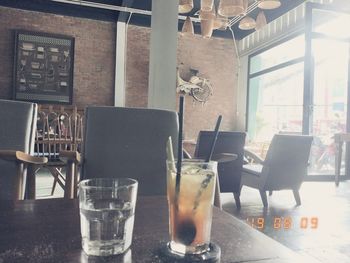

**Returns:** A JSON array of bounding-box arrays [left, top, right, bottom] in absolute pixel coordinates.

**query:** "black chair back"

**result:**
[[263, 134, 313, 190], [0, 99, 37, 200], [81, 106, 179, 196], [195, 131, 246, 193]]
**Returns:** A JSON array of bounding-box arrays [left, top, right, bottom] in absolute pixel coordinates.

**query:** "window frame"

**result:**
[[246, 32, 306, 134], [245, 2, 350, 181]]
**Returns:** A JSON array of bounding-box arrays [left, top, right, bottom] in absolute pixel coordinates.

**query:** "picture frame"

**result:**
[[13, 30, 75, 104]]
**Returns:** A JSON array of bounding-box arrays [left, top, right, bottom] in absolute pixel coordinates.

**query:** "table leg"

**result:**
[[335, 141, 342, 187], [64, 161, 75, 199], [27, 164, 40, 199]]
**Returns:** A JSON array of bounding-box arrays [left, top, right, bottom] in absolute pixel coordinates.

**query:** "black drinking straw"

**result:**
[[192, 115, 223, 212], [205, 115, 222, 162], [175, 96, 185, 204]]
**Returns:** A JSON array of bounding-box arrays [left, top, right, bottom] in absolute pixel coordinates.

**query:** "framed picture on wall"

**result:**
[[13, 30, 75, 104]]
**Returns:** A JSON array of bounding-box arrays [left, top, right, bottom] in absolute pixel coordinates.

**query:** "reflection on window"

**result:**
[[247, 6, 350, 178], [248, 62, 304, 149], [309, 38, 348, 175], [312, 9, 350, 40], [250, 35, 305, 75], [247, 35, 305, 158]]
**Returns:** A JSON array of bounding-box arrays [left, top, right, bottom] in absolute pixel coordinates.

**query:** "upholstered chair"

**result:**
[[0, 99, 47, 200], [241, 134, 313, 207]]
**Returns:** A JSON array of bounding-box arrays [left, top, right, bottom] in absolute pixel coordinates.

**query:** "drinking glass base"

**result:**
[[82, 239, 130, 256], [159, 242, 221, 262]]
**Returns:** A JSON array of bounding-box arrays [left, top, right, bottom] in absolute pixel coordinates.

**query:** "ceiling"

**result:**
[[0, 0, 306, 39]]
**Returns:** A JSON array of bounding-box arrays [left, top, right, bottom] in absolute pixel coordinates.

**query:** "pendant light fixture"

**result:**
[[238, 16, 256, 30], [201, 0, 214, 12], [258, 0, 281, 10], [218, 0, 244, 17], [213, 13, 229, 30], [182, 16, 194, 35], [201, 19, 214, 38], [179, 0, 194, 14], [178, 0, 281, 36], [255, 11, 267, 30], [242, 0, 249, 14], [208, 4, 228, 31], [237, 0, 254, 31], [199, 8, 216, 38]]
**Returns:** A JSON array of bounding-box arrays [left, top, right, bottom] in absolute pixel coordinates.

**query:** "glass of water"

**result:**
[[79, 178, 138, 256]]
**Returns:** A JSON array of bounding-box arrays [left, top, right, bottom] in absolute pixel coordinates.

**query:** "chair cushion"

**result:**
[[242, 164, 263, 177]]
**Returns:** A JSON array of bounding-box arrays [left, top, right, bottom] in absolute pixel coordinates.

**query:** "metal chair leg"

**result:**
[[259, 190, 268, 207], [51, 177, 58, 196], [293, 189, 301, 206], [233, 192, 241, 210]]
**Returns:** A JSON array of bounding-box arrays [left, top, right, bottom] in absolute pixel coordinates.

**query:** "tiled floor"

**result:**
[[36, 169, 64, 198], [221, 181, 350, 263], [36, 171, 350, 262]]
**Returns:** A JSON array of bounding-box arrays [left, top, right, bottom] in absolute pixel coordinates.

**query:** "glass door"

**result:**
[[247, 35, 305, 158], [305, 4, 350, 179]]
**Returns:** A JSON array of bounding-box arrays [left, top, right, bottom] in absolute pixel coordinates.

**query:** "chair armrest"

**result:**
[[244, 149, 265, 165], [0, 150, 48, 165], [211, 153, 237, 163], [60, 150, 81, 164], [183, 148, 192, 159]]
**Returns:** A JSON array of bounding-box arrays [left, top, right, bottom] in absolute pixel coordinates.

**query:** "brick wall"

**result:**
[[0, 6, 239, 150], [0, 6, 116, 107], [125, 25, 150, 108], [126, 25, 239, 149]]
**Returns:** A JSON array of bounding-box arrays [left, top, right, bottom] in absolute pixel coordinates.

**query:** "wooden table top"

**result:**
[[0, 196, 317, 263]]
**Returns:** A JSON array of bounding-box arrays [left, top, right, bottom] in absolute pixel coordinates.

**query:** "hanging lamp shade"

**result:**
[[213, 13, 229, 30], [179, 0, 194, 14], [199, 8, 216, 20], [201, 19, 214, 38], [199, 9, 215, 38], [255, 11, 267, 30], [242, 0, 249, 15], [238, 16, 256, 30], [258, 0, 281, 10], [203, 5, 228, 31], [218, 0, 244, 17], [201, 0, 214, 12], [182, 16, 194, 35]]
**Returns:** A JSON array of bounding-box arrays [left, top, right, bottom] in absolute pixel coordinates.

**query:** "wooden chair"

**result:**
[[0, 99, 47, 200], [35, 105, 83, 195], [61, 106, 179, 199], [241, 134, 313, 207], [194, 131, 246, 209]]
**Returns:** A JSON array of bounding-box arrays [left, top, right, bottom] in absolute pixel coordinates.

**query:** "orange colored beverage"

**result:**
[[167, 159, 217, 255]]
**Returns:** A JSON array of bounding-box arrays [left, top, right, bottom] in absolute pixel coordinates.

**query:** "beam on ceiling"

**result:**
[[118, 0, 134, 22], [228, 1, 260, 27], [50, 0, 201, 22], [49, 0, 267, 29]]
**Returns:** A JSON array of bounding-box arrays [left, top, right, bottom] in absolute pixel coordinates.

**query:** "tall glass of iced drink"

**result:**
[[166, 159, 217, 255]]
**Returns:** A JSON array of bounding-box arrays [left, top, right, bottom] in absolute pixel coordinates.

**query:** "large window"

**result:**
[[249, 35, 305, 74], [247, 35, 305, 156], [306, 6, 350, 177], [246, 3, 350, 180]]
